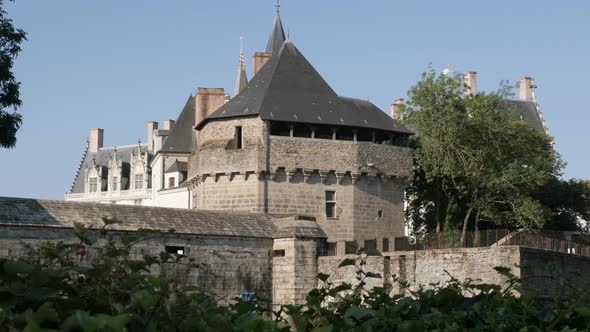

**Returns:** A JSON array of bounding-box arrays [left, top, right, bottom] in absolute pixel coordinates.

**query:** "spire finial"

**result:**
[[275, 0, 280, 14], [238, 33, 245, 71]]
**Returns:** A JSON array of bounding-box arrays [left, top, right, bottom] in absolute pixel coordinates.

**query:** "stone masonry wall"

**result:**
[[519, 247, 590, 299], [272, 238, 321, 308], [0, 226, 274, 307]]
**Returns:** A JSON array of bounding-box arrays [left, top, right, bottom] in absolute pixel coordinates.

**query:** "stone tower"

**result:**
[[188, 14, 413, 256]]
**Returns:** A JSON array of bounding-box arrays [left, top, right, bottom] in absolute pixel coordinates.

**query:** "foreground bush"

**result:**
[[1, 221, 590, 331]]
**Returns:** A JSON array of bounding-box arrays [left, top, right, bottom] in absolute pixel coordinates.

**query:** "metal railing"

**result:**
[[395, 229, 590, 257]]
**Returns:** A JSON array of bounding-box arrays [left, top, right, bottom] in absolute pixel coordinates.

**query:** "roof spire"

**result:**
[[234, 34, 249, 96], [266, 1, 286, 55]]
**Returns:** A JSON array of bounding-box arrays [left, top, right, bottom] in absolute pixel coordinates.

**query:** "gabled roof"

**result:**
[[200, 41, 412, 134], [499, 99, 547, 134], [265, 13, 286, 55], [70, 144, 150, 193], [160, 96, 196, 154], [165, 160, 188, 174]]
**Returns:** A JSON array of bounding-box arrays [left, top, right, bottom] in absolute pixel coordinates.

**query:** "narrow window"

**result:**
[[112, 176, 118, 191], [382, 238, 390, 252], [165, 246, 185, 255], [168, 177, 175, 188], [89, 177, 98, 192], [325, 191, 336, 218], [378, 210, 383, 218], [234, 126, 243, 149], [135, 174, 143, 189]]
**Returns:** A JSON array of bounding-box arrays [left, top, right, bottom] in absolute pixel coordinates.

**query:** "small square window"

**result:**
[[168, 177, 175, 188], [326, 242, 337, 256], [273, 249, 285, 257], [165, 246, 185, 255], [345, 241, 358, 255]]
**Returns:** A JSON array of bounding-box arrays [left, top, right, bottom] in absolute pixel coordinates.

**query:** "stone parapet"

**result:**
[[268, 136, 413, 179]]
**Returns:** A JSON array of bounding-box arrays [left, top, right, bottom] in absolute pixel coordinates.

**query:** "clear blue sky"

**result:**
[[1, 1, 588, 200]]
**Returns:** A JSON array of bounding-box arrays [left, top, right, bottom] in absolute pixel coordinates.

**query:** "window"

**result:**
[[378, 210, 383, 218], [168, 177, 175, 188], [134, 199, 142, 205], [326, 242, 337, 256], [111, 177, 118, 191], [345, 241, 358, 255], [383, 238, 390, 252], [273, 249, 285, 257], [364, 239, 377, 254], [165, 246, 185, 255], [234, 126, 243, 149], [325, 191, 336, 218], [134, 174, 143, 190], [89, 177, 98, 192]]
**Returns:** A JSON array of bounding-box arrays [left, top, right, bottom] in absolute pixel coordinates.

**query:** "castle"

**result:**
[[2, 5, 581, 309]]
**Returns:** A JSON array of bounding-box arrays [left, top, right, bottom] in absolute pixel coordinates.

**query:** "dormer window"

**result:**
[[89, 177, 98, 193], [169, 177, 175, 188], [134, 174, 143, 190]]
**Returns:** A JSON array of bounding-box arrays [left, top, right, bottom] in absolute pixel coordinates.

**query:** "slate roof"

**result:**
[[0, 197, 277, 238], [165, 160, 188, 173], [70, 144, 150, 194], [160, 96, 196, 154], [499, 99, 547, 134], [199, 41, 412, 134], [265, 13, 286, 55]]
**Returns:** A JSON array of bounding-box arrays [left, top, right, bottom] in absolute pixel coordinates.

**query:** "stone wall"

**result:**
[[0, 226, 274, 307], [268, 136, 413, 178], [317, 246, 590, 298], [272, 238, 321, 308], [519, 247, 590, 299]]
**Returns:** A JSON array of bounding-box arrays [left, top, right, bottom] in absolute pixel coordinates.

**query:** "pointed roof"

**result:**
[[199, 41, 412, 134], [233, 40, 248, 96], [265, 12, 286, 55], [160, 96, 196, 154]]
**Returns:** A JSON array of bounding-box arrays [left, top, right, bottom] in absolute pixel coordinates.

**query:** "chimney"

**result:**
[[147, 121, 158, 151], [519, 77, 533, 101], [390, 98, 405, 120], [162, 119, 175, 130], [463, 71, 478, 96], [252, 52, 272, 77], [195, 88, 226, 128], [89, 128, 104, 153]]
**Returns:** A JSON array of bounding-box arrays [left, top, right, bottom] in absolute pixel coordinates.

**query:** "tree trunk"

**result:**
[[474, 209, 481, 247], [460, 207, 473, 247], [435, 177, 441, 234]]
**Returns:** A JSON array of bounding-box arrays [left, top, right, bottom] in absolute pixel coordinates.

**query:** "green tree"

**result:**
[[405, 69, 562, 241], [0, 0, 26, 149]]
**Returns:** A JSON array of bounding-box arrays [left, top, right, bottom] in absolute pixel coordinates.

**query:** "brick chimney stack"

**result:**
[[89, 128, 104, 153], [162, 119, 175, 130], [463, 71, 478, 96], [519, 77, 533, 101], [252, 52, 272, 77], [147, 121, 158, 151], [390, 98, 405, 120], [195, 88, 226, 128]]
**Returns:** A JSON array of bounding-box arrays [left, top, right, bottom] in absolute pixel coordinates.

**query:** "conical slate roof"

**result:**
[[160, 96, 196, 154], [199, 41, 411, 134], [265, 13, 286, 55]]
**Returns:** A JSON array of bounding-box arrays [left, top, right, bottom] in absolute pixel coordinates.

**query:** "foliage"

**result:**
[[404, 68, 576, 238], [2, 222, 590, 331], [0, 0, 26, 149]]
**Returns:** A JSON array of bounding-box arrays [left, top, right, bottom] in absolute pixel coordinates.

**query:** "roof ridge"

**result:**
[[68, 141, 89, 193]]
